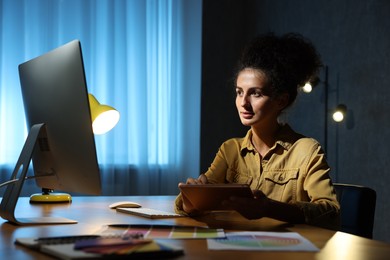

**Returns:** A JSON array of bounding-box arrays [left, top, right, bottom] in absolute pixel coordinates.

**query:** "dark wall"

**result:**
[[200, 0, 257, 174], [201, 0, 390, 242]]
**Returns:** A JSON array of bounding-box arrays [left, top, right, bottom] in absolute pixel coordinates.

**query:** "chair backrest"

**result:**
[[333, 183, 376, 238]]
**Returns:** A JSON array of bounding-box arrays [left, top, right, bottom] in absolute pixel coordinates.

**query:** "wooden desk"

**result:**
[[1, 196, 389, 259]]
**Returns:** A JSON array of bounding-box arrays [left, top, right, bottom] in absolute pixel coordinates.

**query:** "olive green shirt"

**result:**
[[175, 124, 340, 229]]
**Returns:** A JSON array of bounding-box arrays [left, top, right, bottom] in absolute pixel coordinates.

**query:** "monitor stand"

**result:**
[[0, 123, 77, 225]]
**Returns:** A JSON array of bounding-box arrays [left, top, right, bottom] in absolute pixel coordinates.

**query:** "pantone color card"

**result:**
[[207, 231, 319, 251], [102, 224, 226, 239]]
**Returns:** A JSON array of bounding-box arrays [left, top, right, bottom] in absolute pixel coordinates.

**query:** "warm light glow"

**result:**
[[88, 94, 120, 134], [332, 104, 347, 123], [332, 111, 344, 122], [93, 110, 120, 134], [302, 82, 313, 93]]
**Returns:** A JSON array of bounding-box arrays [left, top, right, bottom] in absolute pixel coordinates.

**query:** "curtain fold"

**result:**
[[0, 0, 202, 196]]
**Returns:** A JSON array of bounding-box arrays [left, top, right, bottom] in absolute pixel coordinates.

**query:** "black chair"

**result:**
[[333, 183, 376, 239]]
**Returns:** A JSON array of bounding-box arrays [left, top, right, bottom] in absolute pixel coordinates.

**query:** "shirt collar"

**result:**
[[240, 124, 303, 155]]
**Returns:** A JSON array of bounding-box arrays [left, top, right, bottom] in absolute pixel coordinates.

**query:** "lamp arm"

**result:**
[[0, 174, 54, 189]]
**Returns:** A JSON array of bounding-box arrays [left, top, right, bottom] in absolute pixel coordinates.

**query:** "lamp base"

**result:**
[[30, 190, 72, 203]]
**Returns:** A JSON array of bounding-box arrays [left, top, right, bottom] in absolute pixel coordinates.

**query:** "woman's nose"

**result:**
[[240, 95, 250, 107]]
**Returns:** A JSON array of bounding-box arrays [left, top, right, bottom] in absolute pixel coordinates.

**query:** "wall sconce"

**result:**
[[302, 82, 313, 93], [332, 104, 347, 123], [302, 65, 347, 153], [301, 76, 320, 93]]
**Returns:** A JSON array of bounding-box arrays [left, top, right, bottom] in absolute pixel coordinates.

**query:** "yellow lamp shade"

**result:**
[[88, 94, 120, 134]]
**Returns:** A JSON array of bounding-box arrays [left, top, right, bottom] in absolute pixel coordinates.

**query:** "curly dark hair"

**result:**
[[236, 32, 322, 108]]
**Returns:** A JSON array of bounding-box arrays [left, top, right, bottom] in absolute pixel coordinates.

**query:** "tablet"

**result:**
[[179, 183, 253, 211]]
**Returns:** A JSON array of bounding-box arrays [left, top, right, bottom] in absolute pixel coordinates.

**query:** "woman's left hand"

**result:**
[[223, 190, 270, 219]]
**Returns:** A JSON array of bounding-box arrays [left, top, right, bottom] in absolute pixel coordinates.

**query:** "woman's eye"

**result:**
[[236, 89, 243, 96], [251, 91, 262, 97]]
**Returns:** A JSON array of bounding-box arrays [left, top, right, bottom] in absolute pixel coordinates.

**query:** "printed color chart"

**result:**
[[208, 231, 319, 251]]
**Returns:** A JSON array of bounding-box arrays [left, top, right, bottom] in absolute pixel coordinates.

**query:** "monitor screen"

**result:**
[[18, 40, 101, 195]]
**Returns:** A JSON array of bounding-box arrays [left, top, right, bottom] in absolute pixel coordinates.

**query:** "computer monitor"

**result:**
[[0, 40, 101, 225]]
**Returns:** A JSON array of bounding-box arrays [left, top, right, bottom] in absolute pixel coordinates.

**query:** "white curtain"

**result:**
[[0, 0, 202, 195]]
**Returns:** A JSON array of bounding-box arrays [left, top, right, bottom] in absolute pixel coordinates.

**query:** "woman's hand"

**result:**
[[223, 190, 270, 219], [224, 189, 305, 223], [178, 174, 208, 213], [182, 174, 208, 185]]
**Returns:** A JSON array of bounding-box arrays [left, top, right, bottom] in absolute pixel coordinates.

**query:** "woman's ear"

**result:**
[[277, 93, 290, 110]]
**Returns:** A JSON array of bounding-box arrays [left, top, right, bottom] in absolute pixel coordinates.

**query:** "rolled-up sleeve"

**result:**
[[295, 143, 340, 229]]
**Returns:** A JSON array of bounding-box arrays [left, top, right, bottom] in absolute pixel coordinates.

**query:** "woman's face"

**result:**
[[235, 69, 286, 128]]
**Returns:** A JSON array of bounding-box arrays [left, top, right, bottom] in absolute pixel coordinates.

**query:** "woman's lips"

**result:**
[[240, 111, 254, 119]]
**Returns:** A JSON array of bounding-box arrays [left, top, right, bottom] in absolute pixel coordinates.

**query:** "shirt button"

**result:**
[[278, 176, 284, 181]]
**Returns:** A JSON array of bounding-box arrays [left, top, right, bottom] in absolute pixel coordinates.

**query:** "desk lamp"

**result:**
[[88, 94, 120, 135], [29, 94, 120, 203]]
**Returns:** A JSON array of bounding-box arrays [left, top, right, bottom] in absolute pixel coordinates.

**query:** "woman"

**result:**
[[175, 32, 340, 229]]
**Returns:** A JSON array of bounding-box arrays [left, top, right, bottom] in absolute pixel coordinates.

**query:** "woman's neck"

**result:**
[[251, 122, 281, 157]]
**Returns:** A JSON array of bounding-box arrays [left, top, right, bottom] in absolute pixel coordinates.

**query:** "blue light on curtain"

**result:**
[[0, 0, 202, 195]]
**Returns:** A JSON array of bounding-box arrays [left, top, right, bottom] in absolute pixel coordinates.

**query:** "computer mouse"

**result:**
[[109, 201, 142, 209]]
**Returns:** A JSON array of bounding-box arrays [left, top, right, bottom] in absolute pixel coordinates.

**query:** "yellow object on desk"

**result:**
[[29, 192, 72, 203]]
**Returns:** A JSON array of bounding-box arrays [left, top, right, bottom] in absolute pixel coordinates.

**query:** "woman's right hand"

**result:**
[[178, 174, 208, 213], [184, 174, 208, 185]]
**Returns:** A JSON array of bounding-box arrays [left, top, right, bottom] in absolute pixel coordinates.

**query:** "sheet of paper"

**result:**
[[207, 231, 319, 252]]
